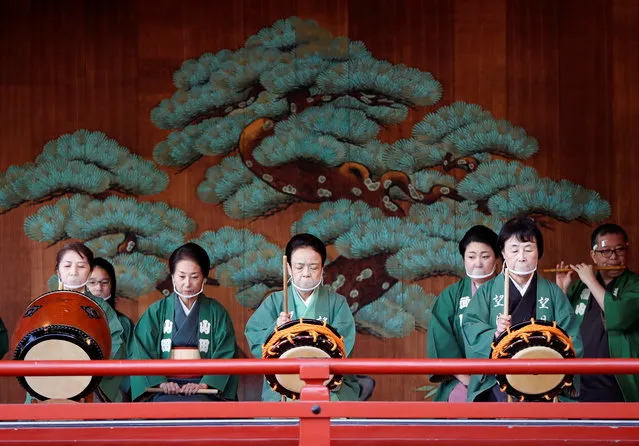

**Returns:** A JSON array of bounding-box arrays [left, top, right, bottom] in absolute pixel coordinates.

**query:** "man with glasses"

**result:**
[[556, 223, 639, 401]]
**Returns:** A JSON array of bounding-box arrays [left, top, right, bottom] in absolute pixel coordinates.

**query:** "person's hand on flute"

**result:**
[[554, 260, 575, 294]]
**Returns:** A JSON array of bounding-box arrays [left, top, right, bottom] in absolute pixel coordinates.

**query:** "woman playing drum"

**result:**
[[462, 217, 583, 402], [245, 233, 360, 401], [129, 243, 239, 402], [19, 243, 126, 402], [427, 225, 499, 402]]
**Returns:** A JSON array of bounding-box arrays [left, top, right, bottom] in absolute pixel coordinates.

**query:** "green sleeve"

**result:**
[[428, 285, 464, 361], [117, 313, 134, 395], [551, 285, 583, 358], [0, 318, 7, 359], [200, 305, 238, 399], [331, 295, 357, 356], [244, 295, 280, 358], [461, 284, 494, 359], [118, 313, 135, 354], [566, 281, 582, 307], [91, 296, 125, 402], [604, 280, 639, 332], [427, 284, 465, 394], [327, 294, 359, 399], [129, 303, 166, 400]]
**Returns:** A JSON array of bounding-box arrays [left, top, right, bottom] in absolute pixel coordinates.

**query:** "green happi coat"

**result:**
[[90, 292, 127, 402], [0, 317, 8, 359], [129, 293, 239, 401], [245, 286, 360, 401], [568, 269, 639, 401], [427, 277, 474, 401], [462, 273, 583, 402], [116, 310, 134, 395]]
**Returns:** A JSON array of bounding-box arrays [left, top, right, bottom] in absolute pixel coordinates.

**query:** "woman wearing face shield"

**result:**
[[427, 225, 499, 402], [26, 243, 126, 403], [245, 233, 360, 401], [129, 243, 239, 402], [461, 217, 583, 402]]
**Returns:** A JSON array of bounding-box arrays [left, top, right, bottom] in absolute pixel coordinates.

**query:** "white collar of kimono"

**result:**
[[510, 272, 534, 296], [294, 287, 316, 307], [178, 295, 196, 316]]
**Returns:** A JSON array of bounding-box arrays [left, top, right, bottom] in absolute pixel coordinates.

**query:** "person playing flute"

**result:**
[[556, 223, 639, 402]]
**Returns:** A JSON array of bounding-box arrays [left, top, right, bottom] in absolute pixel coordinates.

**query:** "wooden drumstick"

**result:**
[[503, 267, 510, 318], [542, 265, 625, 273], [281, 255, 289, 403], [145, 387, 218, 395], [282, 255, 289, 317], [503, 267, 513, 404]]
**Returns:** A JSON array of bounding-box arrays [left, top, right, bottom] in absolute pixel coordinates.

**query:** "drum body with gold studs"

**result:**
[[11, 290, 112, 402], [262, 318, 346, 400], [491, 319, 576, 402]]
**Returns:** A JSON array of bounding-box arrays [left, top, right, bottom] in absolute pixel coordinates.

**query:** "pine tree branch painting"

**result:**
[[1, 17, 611, 339], [142, 16, 611, 337]]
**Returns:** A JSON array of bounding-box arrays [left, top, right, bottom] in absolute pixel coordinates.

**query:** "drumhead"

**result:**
[[275, 346, 334, 393], [23, 339, 91, 400], [506, 346, 565, 395]]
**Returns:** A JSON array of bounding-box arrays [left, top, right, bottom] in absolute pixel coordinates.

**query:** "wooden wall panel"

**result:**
[[0, 0, 637, 404]]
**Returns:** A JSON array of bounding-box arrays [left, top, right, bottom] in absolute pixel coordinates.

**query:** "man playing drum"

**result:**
[[556, 223, 639, 402], [245, 233, 360, 401], [462, 217, 583, 402]]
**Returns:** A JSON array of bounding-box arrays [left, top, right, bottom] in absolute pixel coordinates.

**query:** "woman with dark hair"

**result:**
[[129, 243, 238, 402], [88, 257, 135, 397], [427, 225, 499, 402], [25, 243, 126, 402], [462, 217, 582, 402], [245, 233, 360, 401]]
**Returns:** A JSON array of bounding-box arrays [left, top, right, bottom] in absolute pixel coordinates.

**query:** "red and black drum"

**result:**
[[262, 318, 346, 400], [11, 290, 112, 402], [491, 319, 576, 402]]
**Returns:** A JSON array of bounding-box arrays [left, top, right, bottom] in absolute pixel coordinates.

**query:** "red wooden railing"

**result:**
[[0, 359, 639, 445]]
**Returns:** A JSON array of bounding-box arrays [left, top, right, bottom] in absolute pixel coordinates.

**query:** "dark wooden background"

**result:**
[[0, 0, 637, 403]]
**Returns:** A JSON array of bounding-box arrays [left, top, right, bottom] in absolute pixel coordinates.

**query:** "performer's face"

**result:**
[[502, 236, 538, 272], [591, 232, 628, 279], [57, 251, 91, 288], [288, 246, 323, 289], [88, 267, 112, 299], [172, 259, 205, 295], [464, 242, 497, 280]]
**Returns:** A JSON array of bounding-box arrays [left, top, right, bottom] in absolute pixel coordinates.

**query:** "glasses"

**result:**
[[88, 279, 111, 287], [594, 246, 628, 258]]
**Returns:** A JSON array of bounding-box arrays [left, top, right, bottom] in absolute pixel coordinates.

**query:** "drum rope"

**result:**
[[491, 320, 574, 360], [262, 321, 346, 358]]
